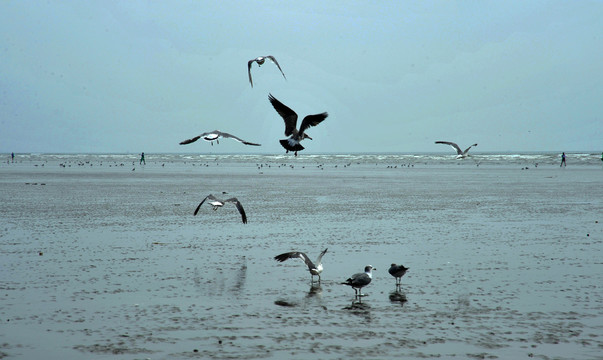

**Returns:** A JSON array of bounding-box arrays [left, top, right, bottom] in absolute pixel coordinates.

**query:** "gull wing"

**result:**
[[315, 248, 328, 265], [180, 135, 202, 145], [218, 131, 261, 146], [247, 59, 256, 87], [348, 272, 371, 287], [224, 197, 247, 224], [194, 194, 220, 216], [274, 251, 315, 270], [435, 141, 462, 155], [266, 55, 286, 80], [463, 143, 478, 154], [298, 112, 328, 136], [180, 131, 213, 145], [268, 93, 298, 136]]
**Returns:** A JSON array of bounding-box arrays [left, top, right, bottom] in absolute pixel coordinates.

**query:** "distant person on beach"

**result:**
[[140, 152, 146, 165], [560, 152, 566, 167]]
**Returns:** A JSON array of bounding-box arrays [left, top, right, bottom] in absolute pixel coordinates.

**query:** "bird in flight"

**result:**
[[180, 130, 261, 147], [194, 194, 247, 224], [268, 93, 328, 156], [435, 141, 478, 158], [248, 55, 286, 88]]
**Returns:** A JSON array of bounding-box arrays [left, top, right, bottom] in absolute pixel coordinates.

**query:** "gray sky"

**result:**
[[1, 1, 601, 154]]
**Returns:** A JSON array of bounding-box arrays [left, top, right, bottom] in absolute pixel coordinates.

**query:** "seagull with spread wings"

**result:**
[[274, 248, 328, 284], [194, 194, 247, 224], [180, 130, 261, 147], [268, 93, 328, 156], [248, 55, 286, 88], [435, 141, 478, 158]]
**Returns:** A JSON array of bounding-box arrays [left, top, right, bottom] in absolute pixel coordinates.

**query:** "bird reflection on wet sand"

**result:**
[[344, 301, 372, 322], [389, 289, 408, 305], [274, 284, 326, 309], [230, 256, 247, 294]]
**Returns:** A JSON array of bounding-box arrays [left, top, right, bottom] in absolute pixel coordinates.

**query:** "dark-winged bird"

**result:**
[[248, 56, 286, 88], [388, 263, 409, 287], [274, 248, 328, 284], [194, 194, 247, 224], [341, 265, 375, 298], [180, 130, 261, 146], [268, 93, 328, 156], [435, 141, 478, 159]]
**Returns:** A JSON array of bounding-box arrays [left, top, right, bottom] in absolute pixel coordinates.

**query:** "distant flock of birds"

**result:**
[[179, 55, 477, 301]]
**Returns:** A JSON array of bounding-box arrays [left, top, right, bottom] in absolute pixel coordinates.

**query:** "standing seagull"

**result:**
[[180, 130, 261, 147], [388, 263, 409, 287], [341, 265, 375, 298], [268, 93, 328, 156], [248, 55, 286, 88], [274, 248, 328, 284], [435, 141, 478, 158], [194, 194, 247, 224]]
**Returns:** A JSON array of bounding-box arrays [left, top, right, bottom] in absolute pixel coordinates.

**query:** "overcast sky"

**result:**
[[1, 1, 601, 154]]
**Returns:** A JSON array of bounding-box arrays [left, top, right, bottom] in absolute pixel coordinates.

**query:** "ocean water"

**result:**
[[1, 153, 602, 359]]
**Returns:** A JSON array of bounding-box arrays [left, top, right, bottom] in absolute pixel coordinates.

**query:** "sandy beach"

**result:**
[[1, 154, 601, 359]]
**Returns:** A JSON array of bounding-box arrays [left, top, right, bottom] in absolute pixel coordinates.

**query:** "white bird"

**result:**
[[268, 93, 328, 156], [342, 265, 375, 298], [274, 248, 328, 284], [388, 263, 409, 287], [435, 141, 478, 158], [194, 194, 247, 224], [180, 130, 261, 147], [248, 55, 286, 88]]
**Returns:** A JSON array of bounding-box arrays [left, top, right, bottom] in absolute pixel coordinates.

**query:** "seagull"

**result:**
[[274, 248, 328, 284], [268, 93, 328, 156], [194, 194, 247, 224], [248, 55, 286, 88], [180, 130, 261, 147], [435, 141, 478, 158], [341, 265, 375, 297], [388, 263, 409, 287]]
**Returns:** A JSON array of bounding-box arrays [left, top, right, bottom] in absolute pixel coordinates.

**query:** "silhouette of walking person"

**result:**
[[560, 152, 566, 167], [140, 152, 146, 165]]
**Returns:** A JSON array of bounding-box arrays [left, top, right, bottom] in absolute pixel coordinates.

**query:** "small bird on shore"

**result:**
[[194, 194, 247, 224], [388, 263, 409, 287], [248, 55, 286, 88], [180, 130, 261, 147], [342, 265, 375, 298], [268, 93, 328, 156], [274, 248, 328, 284], [435, 141, 478, 158]]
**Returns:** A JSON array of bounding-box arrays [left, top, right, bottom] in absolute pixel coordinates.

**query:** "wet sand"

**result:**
[[1, 156, 602, 359]]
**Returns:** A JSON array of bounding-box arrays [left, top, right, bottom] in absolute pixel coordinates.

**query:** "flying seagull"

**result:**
[[388, 263, 409, 287], [194, 194, 247, 224], [341, 265, 375, 298], [248, 55, 286, 88], [274, 248, 328, 284], [435, 141, 478, 158], [180, 130, 261, 147], [268, 93, 328, 156]]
